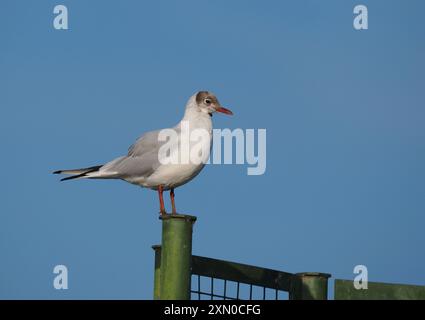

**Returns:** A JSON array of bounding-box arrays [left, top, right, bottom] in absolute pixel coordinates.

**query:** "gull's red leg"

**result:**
[[158, 185, 166, 215], [170, 188, 176, 214]]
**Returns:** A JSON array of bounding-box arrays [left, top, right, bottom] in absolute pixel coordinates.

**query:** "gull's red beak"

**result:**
[[215, 106, 233, 115]]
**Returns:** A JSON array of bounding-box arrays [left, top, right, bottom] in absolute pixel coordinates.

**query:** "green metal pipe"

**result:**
[[159, 214, 197, 300], [291, 272, 331, 300], [152, 245, 162, 300]]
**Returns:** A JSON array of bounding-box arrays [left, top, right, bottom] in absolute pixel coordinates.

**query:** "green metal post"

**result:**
[[291, 272, 331, 300], [159, 214, 197, 300], [152, 245, 162, 300]]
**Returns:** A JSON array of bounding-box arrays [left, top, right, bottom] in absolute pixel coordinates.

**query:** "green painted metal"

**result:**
[[192, 255, 293, 291], [159, 214, 196, 300], [335, 279, 425, 300], [151, 245, 161, 300], [290, 272, 331, 300], [151, 214, 425, 301]]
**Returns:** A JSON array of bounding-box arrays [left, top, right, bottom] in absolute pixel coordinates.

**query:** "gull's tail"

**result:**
[[53, 165, 103, 181]]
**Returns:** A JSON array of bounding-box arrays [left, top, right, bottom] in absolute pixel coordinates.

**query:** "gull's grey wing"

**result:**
[[102, 127, 180, 179], [128, 130, 162, 157], [101, 149, 161, 179], [128, 126, 181, 157]]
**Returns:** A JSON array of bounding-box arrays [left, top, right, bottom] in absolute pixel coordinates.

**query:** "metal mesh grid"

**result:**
[[190, 275, 288, 300], [189, 255, 293, 300]]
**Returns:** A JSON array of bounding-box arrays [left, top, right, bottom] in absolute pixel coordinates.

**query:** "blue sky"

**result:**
[[1, 0, 424, 299]]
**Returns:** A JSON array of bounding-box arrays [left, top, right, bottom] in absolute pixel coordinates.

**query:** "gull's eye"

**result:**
[[204, 98, 212, 105]]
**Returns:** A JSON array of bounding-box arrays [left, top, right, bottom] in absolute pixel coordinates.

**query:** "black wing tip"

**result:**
[[60, 176, 76, 182], [53, 165, 103, 181]]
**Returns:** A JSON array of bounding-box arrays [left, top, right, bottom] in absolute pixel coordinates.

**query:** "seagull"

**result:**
[[53, 91, 233, 215]]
